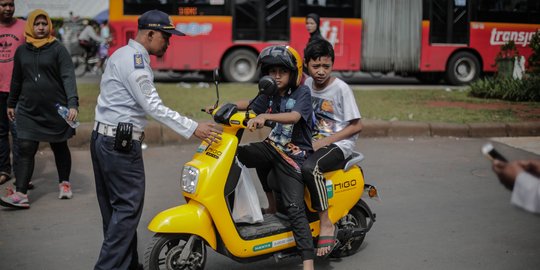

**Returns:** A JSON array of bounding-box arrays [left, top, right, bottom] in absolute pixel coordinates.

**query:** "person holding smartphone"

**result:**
[[487, 144, 540, 214]]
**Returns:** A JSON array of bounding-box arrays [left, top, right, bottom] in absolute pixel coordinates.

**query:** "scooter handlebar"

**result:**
[[241, 119, 275, 128]]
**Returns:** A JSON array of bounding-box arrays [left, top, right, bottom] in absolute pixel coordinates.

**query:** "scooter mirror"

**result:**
[[212, 68, 220, 110], [258, 75, 278, 96], [213, 68, 220, 83]]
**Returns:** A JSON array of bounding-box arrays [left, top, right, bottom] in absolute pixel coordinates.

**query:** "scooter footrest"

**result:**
[[237, 214, 291, 240], [337, 228, 366, 240]]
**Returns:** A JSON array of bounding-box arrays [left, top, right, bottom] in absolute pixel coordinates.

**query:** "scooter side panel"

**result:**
[[323, 166, 365, 222], [147, 202, 217, 249], [225, 167, 365, 258], [227, 231, 300, 257]]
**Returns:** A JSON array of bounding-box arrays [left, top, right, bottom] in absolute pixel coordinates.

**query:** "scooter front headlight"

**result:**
[[182, 166, 199, 194]]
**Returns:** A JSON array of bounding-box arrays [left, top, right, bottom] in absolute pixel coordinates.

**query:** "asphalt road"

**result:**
[[1, 137, 539, 270]]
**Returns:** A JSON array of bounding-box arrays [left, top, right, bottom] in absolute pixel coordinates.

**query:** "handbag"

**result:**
[[232, 159, 264, 224]]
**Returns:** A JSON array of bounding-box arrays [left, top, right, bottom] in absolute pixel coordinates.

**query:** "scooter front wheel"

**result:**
[[144, 233, 207, 270]]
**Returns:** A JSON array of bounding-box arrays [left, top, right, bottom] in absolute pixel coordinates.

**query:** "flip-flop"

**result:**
[[0, 173, 11, 185], [317, 225, 339, 259]]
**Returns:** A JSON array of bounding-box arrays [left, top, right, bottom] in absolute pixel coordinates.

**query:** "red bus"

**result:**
[[109, 0, 540, 85]]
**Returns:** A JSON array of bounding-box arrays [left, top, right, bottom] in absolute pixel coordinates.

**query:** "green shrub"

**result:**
[[529, 31, 540, 74], [470, 75, 540, 101]]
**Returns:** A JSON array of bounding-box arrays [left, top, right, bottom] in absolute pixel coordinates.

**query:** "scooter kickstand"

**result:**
[[273, 252, 296, 262]]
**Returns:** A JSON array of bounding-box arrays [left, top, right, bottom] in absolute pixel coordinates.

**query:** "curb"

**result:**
[[67, 120, 540, 148]]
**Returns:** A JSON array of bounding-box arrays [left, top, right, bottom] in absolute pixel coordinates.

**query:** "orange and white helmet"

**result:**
[[257, 45, 303, 88]]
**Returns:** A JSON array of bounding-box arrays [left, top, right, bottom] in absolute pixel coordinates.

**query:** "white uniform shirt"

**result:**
[[94, 39, 197, 138], [511, 171, 540, 214], [304, 77, 361, 158]]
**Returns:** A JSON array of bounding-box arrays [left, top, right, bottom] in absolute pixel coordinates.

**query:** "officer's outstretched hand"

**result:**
[[194, 122, 222, 145]]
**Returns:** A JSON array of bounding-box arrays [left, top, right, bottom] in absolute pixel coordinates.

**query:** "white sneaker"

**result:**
[[58, 181, 73, 199], [0, 188, 30, 209]]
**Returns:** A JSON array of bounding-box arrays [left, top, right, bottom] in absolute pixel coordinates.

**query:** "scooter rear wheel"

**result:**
[[331, 205, 368, 258], [144, 233, 206, 270]]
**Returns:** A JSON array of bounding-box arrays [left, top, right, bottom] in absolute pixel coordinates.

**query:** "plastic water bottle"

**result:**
[[56, 103, 80, 128]]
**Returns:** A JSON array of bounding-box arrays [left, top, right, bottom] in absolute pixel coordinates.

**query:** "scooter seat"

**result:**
[[343, 151, 365, 171]]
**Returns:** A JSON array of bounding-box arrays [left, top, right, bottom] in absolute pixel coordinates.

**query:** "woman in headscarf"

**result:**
[[306, 13, 324, 44], [0, 9, 79, 209]]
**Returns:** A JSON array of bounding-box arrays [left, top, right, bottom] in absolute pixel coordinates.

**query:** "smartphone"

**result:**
[[481, 143, 508, 162]]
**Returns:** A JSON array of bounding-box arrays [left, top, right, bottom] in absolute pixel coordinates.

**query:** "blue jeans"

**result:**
[[0, 92, 18, 176]]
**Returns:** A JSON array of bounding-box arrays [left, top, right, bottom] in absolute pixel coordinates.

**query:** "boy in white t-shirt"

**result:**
[[302, 39, 363, 257]]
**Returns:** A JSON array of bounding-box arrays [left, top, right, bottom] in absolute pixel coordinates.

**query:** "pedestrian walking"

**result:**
[[0, 0, 24, 187], [1, 9, 79, 209]]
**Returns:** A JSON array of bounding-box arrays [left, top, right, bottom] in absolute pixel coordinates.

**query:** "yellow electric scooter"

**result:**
[[144, 71, 378, 269]]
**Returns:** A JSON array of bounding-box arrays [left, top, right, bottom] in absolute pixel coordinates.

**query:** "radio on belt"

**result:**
[[114, 122, 133, 152]]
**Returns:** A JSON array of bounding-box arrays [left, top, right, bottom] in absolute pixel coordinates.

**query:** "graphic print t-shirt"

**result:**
[[0, 19, 25, 92], [305, 77, 361, 158], [251, 85, 314, 170]]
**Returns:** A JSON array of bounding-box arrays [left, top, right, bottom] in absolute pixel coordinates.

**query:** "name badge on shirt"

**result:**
[[134, 54, 144, 69]]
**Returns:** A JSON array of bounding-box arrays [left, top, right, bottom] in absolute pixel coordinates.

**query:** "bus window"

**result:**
[[528, 0, 540, 24], [429, 0, 469, 44], [233, 0, 259, 40], [123, 0, 228, 16], [233, 0, 289, 41], [293, 0, 360, 18], [177, 0, 229, 16], [124, 0, 176, 15], [474, 0, 530, 23]]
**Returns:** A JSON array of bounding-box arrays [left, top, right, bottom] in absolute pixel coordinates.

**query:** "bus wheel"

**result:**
[[445, 52, 480, 85], [222, 49, 258, 82]]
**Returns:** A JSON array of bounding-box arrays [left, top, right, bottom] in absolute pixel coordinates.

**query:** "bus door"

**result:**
[[429, 0, 469, 44], [232, 0, 289, 41], [361, 0, 422, 72]]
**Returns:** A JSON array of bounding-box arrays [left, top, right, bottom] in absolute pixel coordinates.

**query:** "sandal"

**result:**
[[0, 173, 11, 185], [317, 225, 339, 259]]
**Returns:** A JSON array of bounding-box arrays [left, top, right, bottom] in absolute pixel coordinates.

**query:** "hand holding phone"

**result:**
[[481, 143, 508, 162]]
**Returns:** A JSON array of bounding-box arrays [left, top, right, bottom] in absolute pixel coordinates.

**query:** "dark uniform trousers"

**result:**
[[237, 141, 316, 261], [90, 131, 144, 270]]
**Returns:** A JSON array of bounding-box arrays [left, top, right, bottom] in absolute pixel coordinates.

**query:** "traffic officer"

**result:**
[[90, 9, 221, 270]]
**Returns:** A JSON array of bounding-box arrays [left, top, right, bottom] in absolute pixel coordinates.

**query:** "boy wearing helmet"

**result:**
[[302, 39, 363, 257], [233, 45, 316, 269]]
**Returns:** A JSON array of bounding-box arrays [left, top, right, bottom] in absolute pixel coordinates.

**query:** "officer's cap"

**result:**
[[138, 10, 185, 36]]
